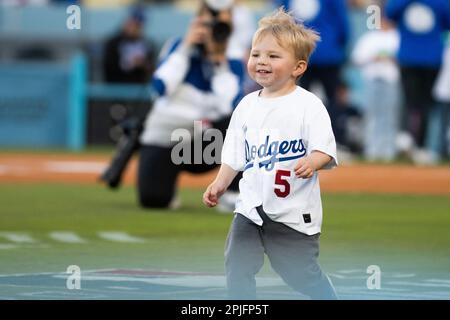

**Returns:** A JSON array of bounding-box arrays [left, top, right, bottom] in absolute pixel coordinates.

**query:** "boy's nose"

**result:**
[[257, 56, 268, 65]]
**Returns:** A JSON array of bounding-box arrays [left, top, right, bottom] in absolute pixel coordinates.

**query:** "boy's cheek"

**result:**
[[246, 63, 254, 75]]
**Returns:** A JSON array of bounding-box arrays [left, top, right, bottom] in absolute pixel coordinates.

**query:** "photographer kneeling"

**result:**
[[138, 0, 244, 210]]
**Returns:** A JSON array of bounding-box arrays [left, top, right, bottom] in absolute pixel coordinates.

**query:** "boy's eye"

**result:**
[[270, 55, 280, 58], [251, 53, 259, 57]]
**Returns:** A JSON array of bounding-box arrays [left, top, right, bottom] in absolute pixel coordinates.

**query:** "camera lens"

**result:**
[[211, 21, 231, 42]]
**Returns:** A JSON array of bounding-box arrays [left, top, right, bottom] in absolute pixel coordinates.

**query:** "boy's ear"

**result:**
[[293, 60, 307, 78]]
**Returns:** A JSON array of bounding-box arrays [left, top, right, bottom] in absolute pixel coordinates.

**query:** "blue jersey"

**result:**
[[274, 0, 350, 65], [386, 0, 450, 67]]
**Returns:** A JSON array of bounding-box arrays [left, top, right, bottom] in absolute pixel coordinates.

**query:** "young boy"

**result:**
[[203, 8, 338, 300]]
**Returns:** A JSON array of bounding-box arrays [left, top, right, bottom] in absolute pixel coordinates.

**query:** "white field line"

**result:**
[[337, 286, 450, 299], [0, 230, 149, 245], [386, 281, 450, 288], [0, 244, 19, 250], [330, 272, 416, 280], [0, 269, 103, 278], [425, 279, 450, 284], [48, 231, 86, 244], [18, 290, 107, 299], [390, 273, 416, 278], [106, 286, 139, 291], [52, 274, 284, 288], [0, 232, 36, 243], [44, 161, 107, 174], [336, 269, 363, 274], [97, 232, 146, 243]]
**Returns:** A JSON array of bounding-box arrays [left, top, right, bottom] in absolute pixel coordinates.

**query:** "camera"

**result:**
[[204, 19, 232, 43], [196, 1, 232, 56], [204, 5, 232, 43]]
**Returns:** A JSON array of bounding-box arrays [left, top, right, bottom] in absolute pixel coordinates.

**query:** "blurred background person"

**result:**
[[226, 0, 256, 61], [431, 32, 450, 159], [333, 80, 364, 156], [227, 0, 260, 95], [273, 0, 350, 132], [51, 0, 77, 4], [385, 0, 450, 164], [137, 0, 244, 210], [352, 12, 401, 162], [103, 6, 156, 84], [1, 0, 49, 5]]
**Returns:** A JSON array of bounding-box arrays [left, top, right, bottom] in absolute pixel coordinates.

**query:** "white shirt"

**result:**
[[434, 45, 450, 102], [222, 86, 338, 235], [352, 29, 400, 83]]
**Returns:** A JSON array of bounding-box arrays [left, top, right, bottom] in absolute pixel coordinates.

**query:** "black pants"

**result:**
[[137, 117, 241, 208], [400, 67, 439, 147], [300, 65, 342, 130], [225, 207, 337, 300]]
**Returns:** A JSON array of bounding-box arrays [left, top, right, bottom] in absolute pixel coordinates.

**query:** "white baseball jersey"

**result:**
[[221, 86, 338, 235]]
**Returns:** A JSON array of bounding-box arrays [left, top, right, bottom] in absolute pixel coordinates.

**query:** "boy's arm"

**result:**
[[203, 164, 238, 207], [294, 151, 332, 179]]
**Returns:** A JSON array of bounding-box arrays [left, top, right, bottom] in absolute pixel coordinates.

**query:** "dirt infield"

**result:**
[[1, 153, 450, 194]]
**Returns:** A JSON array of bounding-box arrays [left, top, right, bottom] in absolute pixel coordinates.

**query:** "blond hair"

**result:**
[[253, 7, 320, 62]]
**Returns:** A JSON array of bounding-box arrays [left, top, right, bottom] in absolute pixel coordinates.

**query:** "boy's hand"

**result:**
[[294, 157, 315, 179], [203, 182, 227, 207]]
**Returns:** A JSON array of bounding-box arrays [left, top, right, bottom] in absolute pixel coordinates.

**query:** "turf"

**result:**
[[0, 184, 449, 279]]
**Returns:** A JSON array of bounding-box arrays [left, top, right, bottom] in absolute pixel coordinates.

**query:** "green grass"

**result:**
[[1, 184, 449, 277], [0, 145, 115, 155]]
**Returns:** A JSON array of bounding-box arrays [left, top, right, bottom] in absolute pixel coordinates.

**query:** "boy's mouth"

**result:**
[[257, 70, 271, 74]]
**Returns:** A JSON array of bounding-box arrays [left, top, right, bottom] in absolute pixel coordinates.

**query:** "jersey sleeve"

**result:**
[[221, 100, 247, 171], [306, 104, 338, 169], [151, 38, 190, 97]]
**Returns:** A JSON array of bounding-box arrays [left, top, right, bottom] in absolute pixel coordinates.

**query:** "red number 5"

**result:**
[[274, 170, 291, 198]]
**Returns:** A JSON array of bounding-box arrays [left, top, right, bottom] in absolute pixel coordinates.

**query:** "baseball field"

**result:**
[[0, 150, 450, 300]]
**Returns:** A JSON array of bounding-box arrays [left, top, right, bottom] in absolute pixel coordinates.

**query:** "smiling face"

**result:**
[[247, 33, 306, 98]]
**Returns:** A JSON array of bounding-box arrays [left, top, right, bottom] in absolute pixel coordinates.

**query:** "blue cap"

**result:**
[[129, 6, 146, 24]]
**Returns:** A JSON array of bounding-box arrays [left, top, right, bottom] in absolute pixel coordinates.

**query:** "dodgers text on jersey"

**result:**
[[244, 135, 306, 171]]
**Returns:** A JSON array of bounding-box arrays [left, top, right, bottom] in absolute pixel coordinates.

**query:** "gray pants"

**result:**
[[225, 206, 337, 300]]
